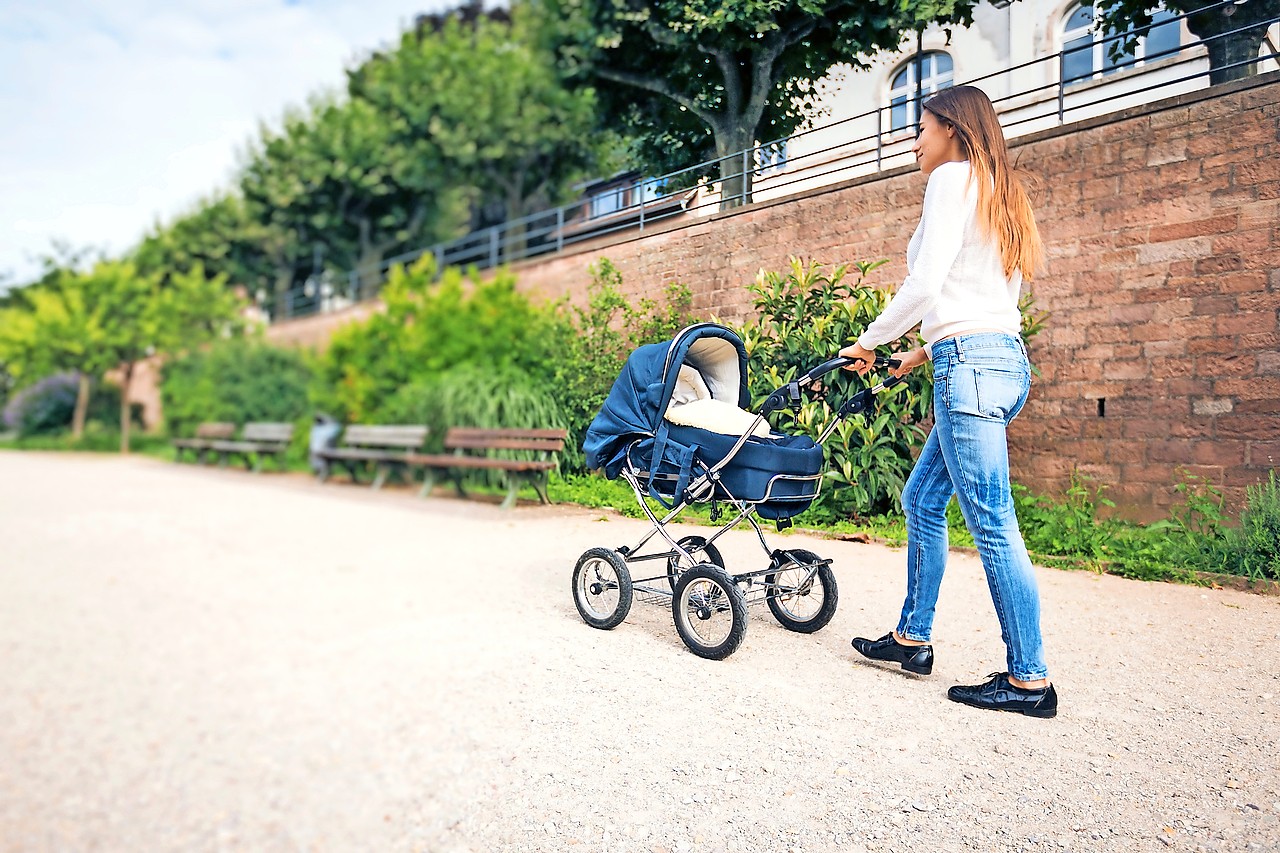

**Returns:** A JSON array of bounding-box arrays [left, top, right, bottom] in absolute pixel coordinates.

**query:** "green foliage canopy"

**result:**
[[161, 339, 314, 439], [0, 260, 244, 450], [1094, 0, 1280, 84], [540, 0, 986, 204], [348, 3, 608, 230]]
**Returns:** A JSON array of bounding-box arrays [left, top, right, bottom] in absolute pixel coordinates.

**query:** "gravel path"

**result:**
[[1, 450, 1277, 853]]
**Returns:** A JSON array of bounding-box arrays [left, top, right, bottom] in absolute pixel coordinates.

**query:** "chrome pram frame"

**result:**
[[572, 355, 906, 660]]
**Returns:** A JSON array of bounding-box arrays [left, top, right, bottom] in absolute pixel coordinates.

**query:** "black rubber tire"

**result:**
[[764, 549, 839, 634], [573, 547, 633, 630], [671, 564, 748, 660], [666, 535, 725, 592]]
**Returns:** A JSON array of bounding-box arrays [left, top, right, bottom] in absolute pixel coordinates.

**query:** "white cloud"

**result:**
[[0, 0, 448, 285]]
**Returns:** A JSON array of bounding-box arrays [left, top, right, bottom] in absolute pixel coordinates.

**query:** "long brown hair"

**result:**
[[923, 85, 1044, 280]]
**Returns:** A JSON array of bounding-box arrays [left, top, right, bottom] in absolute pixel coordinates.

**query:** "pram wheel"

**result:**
[[572, 547, 633, 630], [666, 535, 725, 592], [671, 565, 747, 660], [764, 549, 839, 634]]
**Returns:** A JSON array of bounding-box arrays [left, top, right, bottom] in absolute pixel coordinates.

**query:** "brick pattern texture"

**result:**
[[270, 75, 1280, 519]]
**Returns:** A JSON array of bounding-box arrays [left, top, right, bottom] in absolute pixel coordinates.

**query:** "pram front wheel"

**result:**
[[666, 535, 725, 592], [764, 549, 839, 634], [671, 565, 747, 660], [573, 547, 633, 630]]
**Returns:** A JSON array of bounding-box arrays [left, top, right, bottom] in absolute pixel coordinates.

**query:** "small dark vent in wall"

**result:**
[[1097, 398, 1106, 418]]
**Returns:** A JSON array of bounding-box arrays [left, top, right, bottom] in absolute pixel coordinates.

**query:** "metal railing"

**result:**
[[271, 2, 1279, 322]]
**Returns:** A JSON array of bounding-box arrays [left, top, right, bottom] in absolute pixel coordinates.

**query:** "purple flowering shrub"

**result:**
[[2, 372, 79, 436]]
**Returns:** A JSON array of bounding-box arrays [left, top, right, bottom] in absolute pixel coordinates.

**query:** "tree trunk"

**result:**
[[273, 268, 294, 320], [119, 363, 134, 454], [502, 187, 528, 263], [716, 130, 755, 212], [71, 373, 90, 440], [355, 250, 383, 300], [1185, 0, 1280, 84]]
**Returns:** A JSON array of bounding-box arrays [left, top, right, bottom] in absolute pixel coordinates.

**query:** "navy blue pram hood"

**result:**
[[584, 323, 749, 477]]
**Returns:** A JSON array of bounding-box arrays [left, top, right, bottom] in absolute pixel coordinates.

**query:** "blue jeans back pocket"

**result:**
[[945, 364, 1028, 422]]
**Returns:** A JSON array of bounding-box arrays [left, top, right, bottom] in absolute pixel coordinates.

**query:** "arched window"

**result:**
[[888, 51, 954, 132], [1062, 4, 1182, 84]]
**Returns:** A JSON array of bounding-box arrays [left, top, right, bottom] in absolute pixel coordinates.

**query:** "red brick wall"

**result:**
[[500, 73, 1280, 520]]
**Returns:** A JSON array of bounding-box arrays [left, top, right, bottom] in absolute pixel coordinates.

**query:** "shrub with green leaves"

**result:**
[[314, 257, 569, 424], [734, 257, 1050, 520], [308, 256, 693, 474], [732, 258, 930, 519], [161, 339, 313, 437], [551, 258, 696, 473], [1227, 470, 1280, 581]]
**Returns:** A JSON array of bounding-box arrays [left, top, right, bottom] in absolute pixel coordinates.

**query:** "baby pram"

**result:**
[[573, 323, 905, 659]]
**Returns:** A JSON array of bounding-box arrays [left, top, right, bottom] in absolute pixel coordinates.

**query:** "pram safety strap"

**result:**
[[647, 421, 699, 509]]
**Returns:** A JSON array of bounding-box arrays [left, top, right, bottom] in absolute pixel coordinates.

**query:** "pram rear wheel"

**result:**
[[764, 549, 839, 634], [573, 547, 633, 630], [666, 535, 725, 592], [671, 565, 747, 660]]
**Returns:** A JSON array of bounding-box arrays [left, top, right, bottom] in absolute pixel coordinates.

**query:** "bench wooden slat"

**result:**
[[175, 422, 236, 443], [444, 437, 565, 452], [339, 425, 429, 449], [318, 447, 413, 462], [446, 428, 567, 441], [312, 423, 429, 489], [406, 453, 555, 472], [174, 421, 290, 473], [411, 426, 565, 509], [241, 422, 294, 442]]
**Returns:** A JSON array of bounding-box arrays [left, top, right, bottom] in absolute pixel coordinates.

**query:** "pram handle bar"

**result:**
[[760, 355, 902, 417], [798, 354, 901, 386]]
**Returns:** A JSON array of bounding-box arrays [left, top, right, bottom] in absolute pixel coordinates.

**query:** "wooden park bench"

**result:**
[[407, 427, 567, 509], [207, 422, 295, 472], [314, 424, 429, 489], [172, 422, 236, 464]]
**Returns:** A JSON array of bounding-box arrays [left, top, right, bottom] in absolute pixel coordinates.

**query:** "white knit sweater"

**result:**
[[855, 160, 1023, 355]]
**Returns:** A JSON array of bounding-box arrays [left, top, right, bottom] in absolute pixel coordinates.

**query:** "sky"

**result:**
[[0, 0, 452, 289]]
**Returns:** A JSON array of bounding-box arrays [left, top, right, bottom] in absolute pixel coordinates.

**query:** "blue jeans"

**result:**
[[896, 332, 1048, 682]]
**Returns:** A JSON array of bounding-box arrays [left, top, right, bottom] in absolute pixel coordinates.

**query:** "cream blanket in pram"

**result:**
[[664, 365, 773, 438]]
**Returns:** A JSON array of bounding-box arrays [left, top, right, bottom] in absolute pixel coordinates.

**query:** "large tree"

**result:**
[[132, 192, 276, 299], [1097, 0, 1280, 85], [539, 0, 983, 208], [241, 94, 471, 310], [348, 2, 607, 254]]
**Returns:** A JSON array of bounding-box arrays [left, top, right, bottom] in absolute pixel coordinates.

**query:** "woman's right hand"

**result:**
[[838, 342, 877, 376], [888, 348, 928, 378]]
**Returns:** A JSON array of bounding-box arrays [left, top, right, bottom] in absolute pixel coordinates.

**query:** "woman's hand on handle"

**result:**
[[838, 342, 877, 376], [888, 348, 928, 378]]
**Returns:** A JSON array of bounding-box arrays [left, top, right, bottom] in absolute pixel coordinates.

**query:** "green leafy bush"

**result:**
[[1227, 470, 1280, 581], [307, 256, 691, 474], [551, 258, 696, 473], [385, 364, 568, 483], [1015, 469, 1118, 568], [314, 257, 568, 424], [161, 339, 313, 437], [734, 258, 931, 519]]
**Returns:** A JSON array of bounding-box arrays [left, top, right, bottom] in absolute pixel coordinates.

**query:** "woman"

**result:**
[[839, 85, 1056, 718]]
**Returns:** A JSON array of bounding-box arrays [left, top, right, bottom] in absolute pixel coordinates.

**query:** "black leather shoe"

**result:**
[[947, 672, 1058, 718], [851, 632, 933, 675]]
